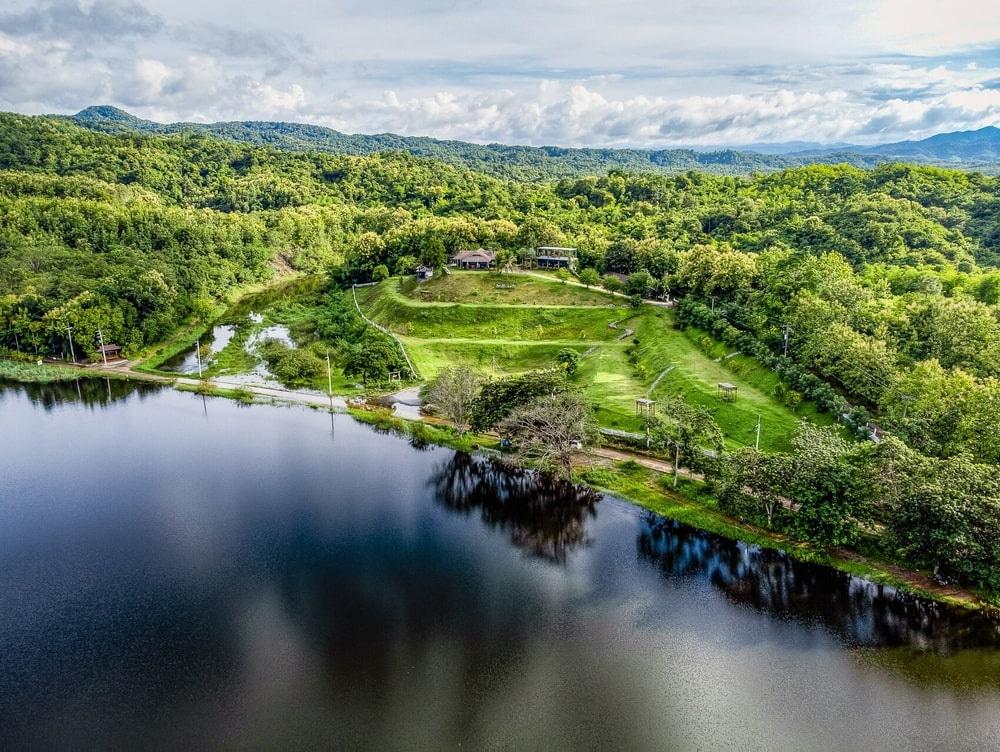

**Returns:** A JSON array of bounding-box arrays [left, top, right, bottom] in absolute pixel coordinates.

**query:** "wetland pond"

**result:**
[[1, 380, 999, 750]]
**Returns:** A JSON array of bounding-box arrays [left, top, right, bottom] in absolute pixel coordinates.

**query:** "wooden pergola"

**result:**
[[635, 397, 656, 417], [717, 382, 737, 402]]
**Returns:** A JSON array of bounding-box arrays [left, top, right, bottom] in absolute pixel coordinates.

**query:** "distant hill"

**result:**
[[862, 126, 1000, 162], [67, 106, 794, 179], [792, 126, 1000, 164], [67, 105, 1000, 178]]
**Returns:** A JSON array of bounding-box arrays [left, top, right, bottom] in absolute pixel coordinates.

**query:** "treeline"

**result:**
[[1, 113, 998, 430], [716, 424, 1000, 592], [70, 105, 797, 180]]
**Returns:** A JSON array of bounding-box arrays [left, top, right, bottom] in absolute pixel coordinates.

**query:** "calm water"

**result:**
[[2, 380, 999, 751]]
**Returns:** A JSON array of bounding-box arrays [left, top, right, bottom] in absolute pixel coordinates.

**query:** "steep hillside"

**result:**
[[357, 272, 823, 448]]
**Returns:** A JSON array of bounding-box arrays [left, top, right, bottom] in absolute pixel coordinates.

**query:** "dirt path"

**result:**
[[590, 445, 677, 474]]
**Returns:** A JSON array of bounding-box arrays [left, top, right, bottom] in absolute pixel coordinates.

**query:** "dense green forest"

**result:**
[[65, 105, 807, 179], [2, 110, 999, 592], [69, 106, 1000, 179]]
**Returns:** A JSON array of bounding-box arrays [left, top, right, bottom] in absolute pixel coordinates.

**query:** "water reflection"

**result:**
[[638, 516, 1000, 651], [430, 453, 600, 562], [0, 377, 160, 411], [3, 382, 1000, 749]]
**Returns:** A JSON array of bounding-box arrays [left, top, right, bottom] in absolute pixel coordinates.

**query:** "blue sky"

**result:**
[[2, 0, 1000, 146]]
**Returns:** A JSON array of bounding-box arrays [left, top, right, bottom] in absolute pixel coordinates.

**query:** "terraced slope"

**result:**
[[357, 272, 828, 450]]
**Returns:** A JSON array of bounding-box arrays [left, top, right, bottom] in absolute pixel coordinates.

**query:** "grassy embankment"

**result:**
[[0, 359, 95, 383], [579, 460, 983, 609], [357, 271, 825, 451]]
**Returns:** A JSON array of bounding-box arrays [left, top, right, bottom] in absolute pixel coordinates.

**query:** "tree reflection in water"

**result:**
[[430, 452, 601, 563], [1, 377, 160, 411], [638, 515, 1000, 651]]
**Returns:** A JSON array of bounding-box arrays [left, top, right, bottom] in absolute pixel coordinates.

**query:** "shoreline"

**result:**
[[1, 357, 992, 614]]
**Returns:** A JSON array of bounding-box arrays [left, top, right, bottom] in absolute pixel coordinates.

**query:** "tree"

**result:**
[[717, 448, 793, 528], [495, 248, 517, 273], [786, 423, 865, 547], [556, 348, 580, 375], [421, 235, 447, 269], [372, 264, 390, 282], [888, 453, 1000, 589], [626, 270, 655, 298], [394, 255, 418, 276], [500, 391, 598, 480], [424, 366, 481, 434], [579, 268, 601, 288], [470, 369, 570, 431], [602, 275, 624, 294], [647, 397, 724, 487]]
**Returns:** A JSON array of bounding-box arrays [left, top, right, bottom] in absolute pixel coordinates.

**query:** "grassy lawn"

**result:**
[[359, 280, 622, 340], [358, 274, 828, 450], [400, 270, 618, 306], [630, 312, 817, 452], [403, 339, 592, 377]]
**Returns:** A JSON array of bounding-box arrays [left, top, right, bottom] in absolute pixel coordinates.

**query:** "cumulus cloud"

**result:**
[[0, 0, 162, 41], [1, 0, 999, 145], [296, 84, 996, 146]]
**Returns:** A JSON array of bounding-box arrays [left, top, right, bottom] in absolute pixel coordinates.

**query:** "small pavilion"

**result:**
[[97, 343, 122, 361], [717, 382, 737, 402], [635, 397, 656, 417]]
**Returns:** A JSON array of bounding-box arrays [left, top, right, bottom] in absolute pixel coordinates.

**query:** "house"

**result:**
[[97, 343, 122, 361], [535, 246, 576, 269], [452, 248, 496, 270], [415, 265, 434, 280]]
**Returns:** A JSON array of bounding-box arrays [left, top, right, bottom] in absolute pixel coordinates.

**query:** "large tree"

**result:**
[[717, 448, 793, 528], [424, 366, 481, 435], [647, 397, 724, 487], [500, 391, 598, 480], [469, 369, 570, 432]]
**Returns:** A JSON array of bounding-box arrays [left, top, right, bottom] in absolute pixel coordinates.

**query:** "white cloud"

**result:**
[[1, 0, 1000, 145]]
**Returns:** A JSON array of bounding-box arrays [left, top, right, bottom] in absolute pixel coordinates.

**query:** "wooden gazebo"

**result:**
[[717, 382, 737, 402], [97, 343, 122, 361], [635, 397, 656, 417]]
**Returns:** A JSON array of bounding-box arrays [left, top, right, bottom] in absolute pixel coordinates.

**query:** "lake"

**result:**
[[2, 380, 999, 750]]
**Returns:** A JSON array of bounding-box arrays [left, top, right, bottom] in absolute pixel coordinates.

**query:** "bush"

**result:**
[[579, 268, 601, 287], [556, 347, 580, 375], [258, 339, 325, 387], [602, 275, 624, 294]]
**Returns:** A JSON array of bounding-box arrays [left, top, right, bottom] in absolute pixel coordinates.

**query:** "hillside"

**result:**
[[357, 272, 827, 449], [68, 106, 793, 179], [68, 106, 1000, 178], [1, 110, 998, 592], [795, 125, 1000, 164]]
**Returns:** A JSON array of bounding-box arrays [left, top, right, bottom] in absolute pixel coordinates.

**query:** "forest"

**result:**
[[1, 111, 999, 593]]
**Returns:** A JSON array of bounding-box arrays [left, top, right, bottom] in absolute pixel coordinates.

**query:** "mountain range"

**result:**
[[66, 105, 1000, 179]]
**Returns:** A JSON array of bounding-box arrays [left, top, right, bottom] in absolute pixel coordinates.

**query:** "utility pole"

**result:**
[[901, 394, 914, 420], [325, 351, 333, 397], [65, 324, 76, 363], [782, 324, 792, 357], [195, 338, 203, 378], [755, 414, 761, 450], [709, 295, 717, 312], [97, 327, 108, 366]]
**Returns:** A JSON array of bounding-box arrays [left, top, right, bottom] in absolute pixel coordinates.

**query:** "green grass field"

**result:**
[[399, 272, 616, 306], [359, 272, 827, 450]]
